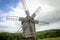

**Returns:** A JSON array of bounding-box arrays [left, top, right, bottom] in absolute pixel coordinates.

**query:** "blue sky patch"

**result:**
[[0, 0, 21, 22], [0, 16, 5, 22], [0, 0, 20, 13]]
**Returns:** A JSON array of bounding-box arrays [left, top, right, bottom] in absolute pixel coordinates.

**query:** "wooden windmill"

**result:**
[[6, 0, 49, 40]]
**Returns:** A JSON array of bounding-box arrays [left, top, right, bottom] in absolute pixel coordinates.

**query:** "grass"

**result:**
[[38, 37, 60, 40]]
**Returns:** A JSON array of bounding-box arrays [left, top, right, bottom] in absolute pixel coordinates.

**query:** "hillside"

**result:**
[[0, 29, 60, 40], [36, 29, 60, 39], [40, 37, 60, 40]]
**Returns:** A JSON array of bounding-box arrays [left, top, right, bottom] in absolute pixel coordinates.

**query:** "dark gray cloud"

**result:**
[[37, 0, 60, 23], [47, 0, 60, 7], [38, 10, 60, 23]]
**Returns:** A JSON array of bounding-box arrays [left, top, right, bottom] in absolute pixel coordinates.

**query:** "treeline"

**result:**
[[36, 29, 60, 39], [0, 32, 23, 40], [0, 29, 60, 40]]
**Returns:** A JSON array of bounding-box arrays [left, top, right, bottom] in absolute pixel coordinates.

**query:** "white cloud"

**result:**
[[7, 2, 26, 17], [0, 0, 60, 33]]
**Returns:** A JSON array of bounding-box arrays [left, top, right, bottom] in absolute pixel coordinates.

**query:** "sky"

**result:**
[[0, 0, 60, 33]]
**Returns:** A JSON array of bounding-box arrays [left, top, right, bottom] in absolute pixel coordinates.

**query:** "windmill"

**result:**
[[6, 0, 49, 40]]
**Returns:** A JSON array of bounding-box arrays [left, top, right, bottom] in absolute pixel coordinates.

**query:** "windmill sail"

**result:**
[[6, 16, 24, 21], [38, 21, 49, 26], [21, 0, 30, 16], [31, 7, 41, 18]]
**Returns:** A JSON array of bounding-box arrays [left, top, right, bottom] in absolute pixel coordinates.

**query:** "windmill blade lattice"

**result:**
[[21, 0, 30, 16], [6, 16, 24, 21], [6, 16, 19, 21], [31, 6, 41, 18], [38, 21, 49, 26]]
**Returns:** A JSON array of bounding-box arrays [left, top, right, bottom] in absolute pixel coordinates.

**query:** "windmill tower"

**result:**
[[6, 0, 49, 40]]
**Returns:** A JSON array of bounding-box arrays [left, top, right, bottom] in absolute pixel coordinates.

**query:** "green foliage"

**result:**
[[0, 29, 60, 40], [39, 37, 60, 40], [0, 32, 23, 40], [36, 29, 60, 39], [0, 32, 16, 40]]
